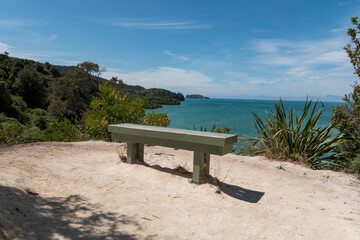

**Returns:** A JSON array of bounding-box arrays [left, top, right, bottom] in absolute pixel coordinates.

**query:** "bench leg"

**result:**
[[193, 152, 210, 184], [127, 142, 144, 163]]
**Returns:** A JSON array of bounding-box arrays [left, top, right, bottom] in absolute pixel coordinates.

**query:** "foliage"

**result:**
[[77, 61, 102, 76], [0, 114, 24, 145], [194, 121, 232, 134], [84, 83, 172, 139], [0, 80, 13, 114], [330, 17, 360, 173], [349, 155, 360, 173], [44, 119, 78, 142], [49, 69, 98, 121], [143, 112, 170, 127], [12, 67, 48, 109], [21, 126, 45, 143], [0, 55, 180, 146], [10, 96, 28, 123], [110, 83, 185, 109], [0, 114, 44, 146], [84, 82, 145, 139], [28, 108, 49, 130], [244, 98, 343, 169]]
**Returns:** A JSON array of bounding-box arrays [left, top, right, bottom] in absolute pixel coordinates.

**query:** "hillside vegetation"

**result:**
[[0, 54, 178, 145]]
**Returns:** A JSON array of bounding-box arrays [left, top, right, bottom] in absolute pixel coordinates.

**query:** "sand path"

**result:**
[[0, 141, 359, 239]]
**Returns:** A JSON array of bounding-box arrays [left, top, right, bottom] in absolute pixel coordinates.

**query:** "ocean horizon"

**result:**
[[149, 98, 343, 138]]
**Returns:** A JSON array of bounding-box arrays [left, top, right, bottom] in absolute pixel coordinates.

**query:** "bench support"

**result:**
[[127, 142, 144, 163], [193, 152, 210, 184]]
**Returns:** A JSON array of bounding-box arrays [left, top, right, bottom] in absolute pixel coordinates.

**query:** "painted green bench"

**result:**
[[108, 123, 237, 184]]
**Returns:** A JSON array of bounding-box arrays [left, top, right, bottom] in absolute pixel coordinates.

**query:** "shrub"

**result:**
[[330, 81, 359, 173], [349, 154, 360, 173], [44, 119, 78, 142], [143, 112, 170, 127], [28, 108, 49, 130], [330, 16, 360, 173], [84, 82, 145, 139], [244, 98, 343, 169], [0, 113, 47, 145], [0, 114, 24, 146], [21, 126, 44, 143]]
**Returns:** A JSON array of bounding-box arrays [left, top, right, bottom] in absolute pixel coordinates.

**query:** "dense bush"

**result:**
[[21, 126, 45, 143], [28, 108, 49, 130], [0, 55, 181, 146], [330, 17, 360, 173], [44, 119, 78, 142], [331, 82, 360, 173], [84, 82, 145, 139], [49, 69, 98, 121], [243, 99, 343, 169], [0, 114, 24, 145], [0, 114, 44, 146], [84, 83, 172, 139], [143, 112, 170, 127]]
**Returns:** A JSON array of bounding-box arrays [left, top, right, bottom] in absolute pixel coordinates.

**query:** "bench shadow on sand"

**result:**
[[140, 161, 265, 204], [220, 182, 265, 203], [0, 185, 155, 240]]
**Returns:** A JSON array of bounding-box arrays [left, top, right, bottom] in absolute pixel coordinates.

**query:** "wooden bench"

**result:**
[[108, 123, 237, 184]]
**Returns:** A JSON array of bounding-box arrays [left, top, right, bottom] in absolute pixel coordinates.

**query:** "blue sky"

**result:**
[[1, 0, 359, 99]]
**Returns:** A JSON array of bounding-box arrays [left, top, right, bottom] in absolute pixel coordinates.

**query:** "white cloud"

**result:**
[[252, 38, 350, 68], [0, 42, 12, 52], [285, 67, 313, 77], [102, 67, 212, 90], [110, 19, 210, 30], [307, 50, 348, 64], [330, 28, 343, 33], [164, 50, 190, 61]]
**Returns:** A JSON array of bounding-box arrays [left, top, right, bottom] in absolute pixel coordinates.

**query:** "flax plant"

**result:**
[[248, 98, 343, 169]]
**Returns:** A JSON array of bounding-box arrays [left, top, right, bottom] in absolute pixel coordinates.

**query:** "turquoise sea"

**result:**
[[148, 99, 343, 138]]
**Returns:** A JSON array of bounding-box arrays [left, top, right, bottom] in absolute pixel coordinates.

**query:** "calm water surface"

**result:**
[[148, 99, 343, 138]]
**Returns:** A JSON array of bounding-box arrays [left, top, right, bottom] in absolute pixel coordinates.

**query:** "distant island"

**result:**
[[186, 94, 209, 99]]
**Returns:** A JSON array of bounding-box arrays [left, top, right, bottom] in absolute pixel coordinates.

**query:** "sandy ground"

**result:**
[[0, 141, 359, 240]]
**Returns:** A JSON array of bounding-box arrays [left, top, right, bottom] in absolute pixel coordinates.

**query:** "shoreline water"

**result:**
[[148, 98, 343, 138]]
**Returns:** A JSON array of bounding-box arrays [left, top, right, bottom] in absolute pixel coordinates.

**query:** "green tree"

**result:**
[[49, 70, 98, 121], [13, 68, 48, 109], [331, 17, 360, 173], [84, 82, 145, 139], [143, 112, 170, 127], [77, 61, 103, 76], [0, 81, 12, 114], [44, 119, 78, 142]]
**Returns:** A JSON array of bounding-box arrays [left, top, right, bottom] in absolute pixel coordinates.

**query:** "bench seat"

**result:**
[[108, 123, 237, 184]]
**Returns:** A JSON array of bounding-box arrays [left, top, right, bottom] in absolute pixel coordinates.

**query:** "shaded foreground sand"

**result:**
[[0, 141, 359, 240]]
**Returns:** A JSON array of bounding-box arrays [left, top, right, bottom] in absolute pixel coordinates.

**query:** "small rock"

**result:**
[[276, 165, 286, 171]]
